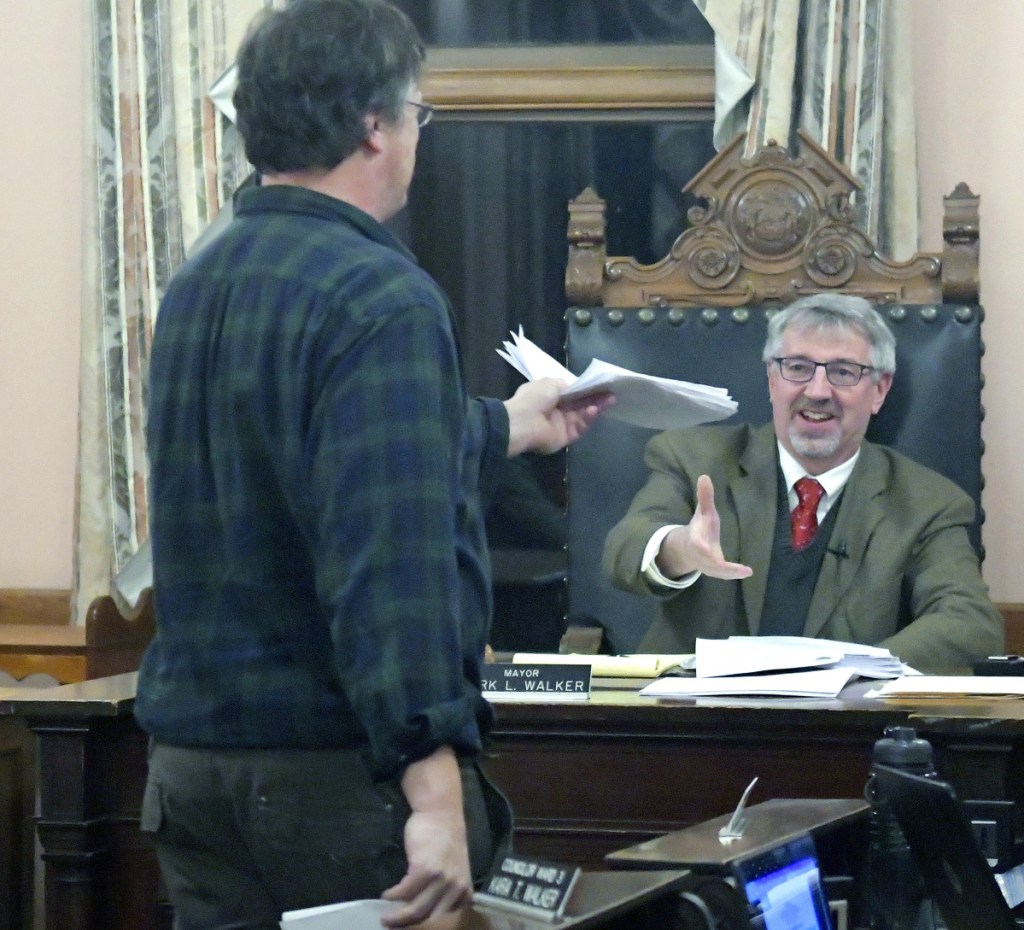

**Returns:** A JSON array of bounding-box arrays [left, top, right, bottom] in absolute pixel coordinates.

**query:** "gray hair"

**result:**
[[762, 293, 897, 377]]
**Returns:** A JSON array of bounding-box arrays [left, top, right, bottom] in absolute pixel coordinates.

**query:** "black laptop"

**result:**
[[873, 764, 1022, 930]]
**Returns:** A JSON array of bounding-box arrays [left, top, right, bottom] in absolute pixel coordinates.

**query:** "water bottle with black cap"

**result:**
[[862, 726, 939, 930]]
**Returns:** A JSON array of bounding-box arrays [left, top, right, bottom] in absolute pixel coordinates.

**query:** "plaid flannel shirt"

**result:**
[[135, 185, 508, 779]]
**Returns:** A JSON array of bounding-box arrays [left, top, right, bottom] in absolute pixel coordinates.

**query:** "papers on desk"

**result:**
[[280, 899, 399, 929], [637, 636, 904, 701], [695, 636, 906, 680], [640, 666, 855, 699], [868, 676, 1024, 699], [511, 652, 692, 678], [497, 328, 738, 430]]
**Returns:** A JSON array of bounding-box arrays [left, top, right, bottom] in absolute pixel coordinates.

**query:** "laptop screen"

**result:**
[[734, 834, 833, 930]]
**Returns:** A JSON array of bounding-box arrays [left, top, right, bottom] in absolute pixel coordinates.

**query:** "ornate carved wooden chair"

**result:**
[[563, 131, 983, 652]]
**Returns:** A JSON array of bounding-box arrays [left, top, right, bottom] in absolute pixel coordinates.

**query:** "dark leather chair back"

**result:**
[[565, 302, 985, 652]]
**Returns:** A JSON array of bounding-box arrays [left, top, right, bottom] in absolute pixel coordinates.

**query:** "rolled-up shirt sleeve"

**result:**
[[309, 296, 488, 779]]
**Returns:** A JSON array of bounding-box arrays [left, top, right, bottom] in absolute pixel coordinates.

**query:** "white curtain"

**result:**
[[73, 0, 275, 623], [693, 0, 919, 259]]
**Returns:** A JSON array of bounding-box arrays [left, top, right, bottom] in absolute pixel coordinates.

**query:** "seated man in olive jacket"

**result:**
[[603, 293, 1003, 672]]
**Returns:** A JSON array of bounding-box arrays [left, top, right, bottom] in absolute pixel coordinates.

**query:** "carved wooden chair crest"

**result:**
[[567, 129, 978, 309]]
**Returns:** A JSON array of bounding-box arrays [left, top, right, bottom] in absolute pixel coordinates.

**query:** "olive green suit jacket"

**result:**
[[603, 423, 1003, 672]]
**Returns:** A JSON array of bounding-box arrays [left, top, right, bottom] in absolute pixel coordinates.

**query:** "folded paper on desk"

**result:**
[[640, 667, 855, 699], [512, 652, 692, 678], [497, 327, 737, 430], [696, 635, 905, 680], [280, 899, 399, 929], [868, 676, 1024, 699]]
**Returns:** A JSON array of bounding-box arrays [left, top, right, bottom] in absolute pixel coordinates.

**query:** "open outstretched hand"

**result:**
[[658, 475, 753, 581]]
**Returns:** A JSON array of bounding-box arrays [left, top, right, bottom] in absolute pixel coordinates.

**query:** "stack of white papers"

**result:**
[[280, 899, 399, 929], [511, 652, 692, 678], [497, 328, 737, 430], [636, 635, 905, 701], [868, 676, 1024, 699], [696, 636, 906, 680], [640, 667, 855, 699]]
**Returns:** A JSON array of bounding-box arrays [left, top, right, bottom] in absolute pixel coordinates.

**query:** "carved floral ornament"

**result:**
[[566, 132, 976, 308]]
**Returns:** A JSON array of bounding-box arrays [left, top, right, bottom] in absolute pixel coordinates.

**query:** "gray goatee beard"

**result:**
[[789, 429, 841, 460]]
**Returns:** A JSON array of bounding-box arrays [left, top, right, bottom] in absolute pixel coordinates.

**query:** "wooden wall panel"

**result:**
[[1001, 603, 1024, 655], [0, 716, 35, 930], [0, 588, 1019, 650], [0, 591, 70, 627]]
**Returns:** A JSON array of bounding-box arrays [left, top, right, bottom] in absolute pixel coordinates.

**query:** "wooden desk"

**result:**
[[0, 625, 92, 684], [606, 798, 869, 871], [6, 676, 1024, 930], [0, 675, 165, 930], [291, 871, 690, 930], [479, 683, 1024, 867], [0, 714, 34, 930], [455, 870, 689, 930]]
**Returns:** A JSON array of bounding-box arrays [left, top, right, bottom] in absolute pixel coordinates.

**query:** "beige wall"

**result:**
[[0, 3, 82, 588], [911, 0, 1024, 602], [0, 3, 1021, 601]]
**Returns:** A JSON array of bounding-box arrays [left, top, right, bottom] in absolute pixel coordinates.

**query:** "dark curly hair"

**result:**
[[232, 0, 425, 173]]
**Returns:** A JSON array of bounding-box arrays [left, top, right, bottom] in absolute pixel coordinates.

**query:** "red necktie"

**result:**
[[791, 477, 824, 551]]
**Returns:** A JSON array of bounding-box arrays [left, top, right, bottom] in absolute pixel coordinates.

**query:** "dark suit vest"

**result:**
[[759, 469, 843, 637]]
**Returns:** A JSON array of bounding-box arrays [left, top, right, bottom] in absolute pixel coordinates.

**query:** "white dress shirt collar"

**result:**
[[777, 442, 859, 517]]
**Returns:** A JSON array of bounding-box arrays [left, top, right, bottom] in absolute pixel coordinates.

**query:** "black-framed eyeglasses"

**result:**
[[773, 357, 876, 387], [405, 100, 434, 128]]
